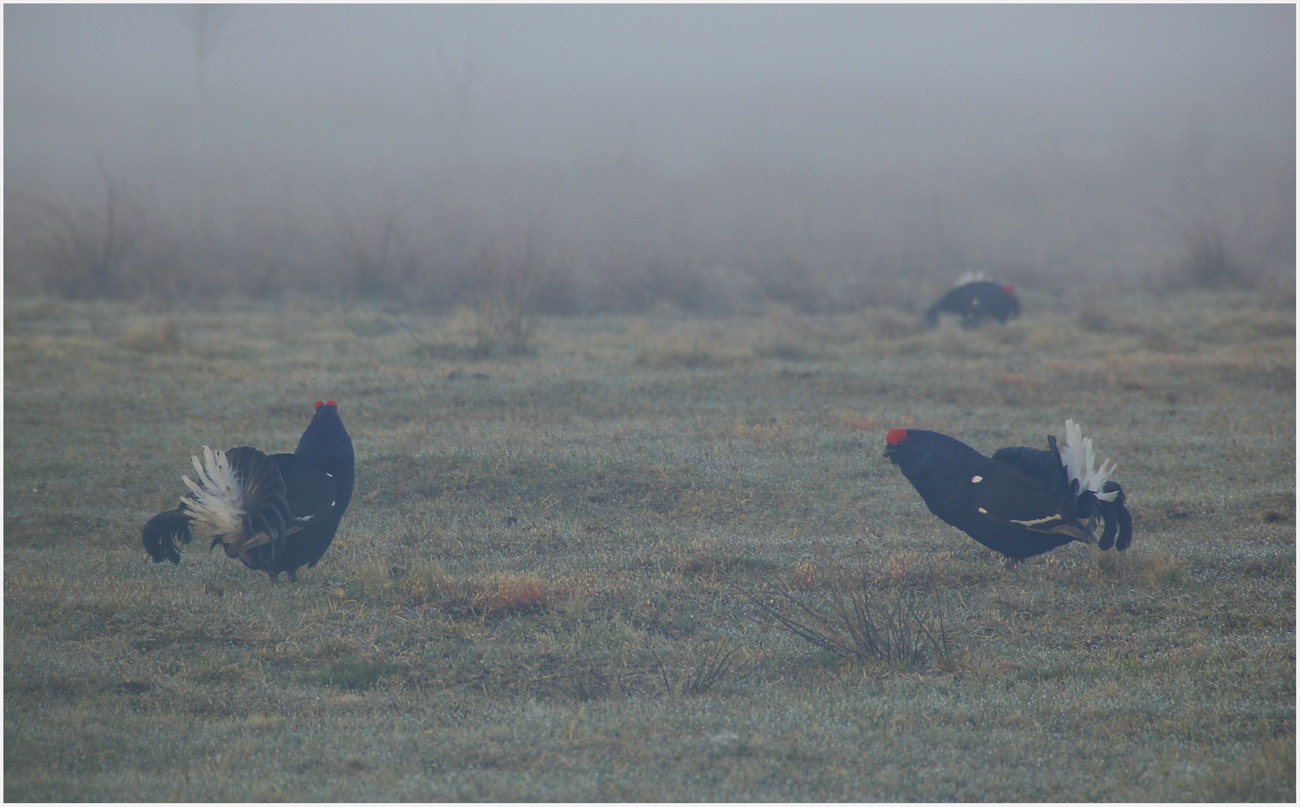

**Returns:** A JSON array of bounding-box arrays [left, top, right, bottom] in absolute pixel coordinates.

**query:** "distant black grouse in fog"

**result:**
[[924, 277, 1021, 328], [142, 400, 355, 582], [884, 420, 1132, 561]]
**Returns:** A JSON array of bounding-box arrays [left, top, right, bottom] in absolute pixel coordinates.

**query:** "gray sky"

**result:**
[[7, 5, 1291, 162]]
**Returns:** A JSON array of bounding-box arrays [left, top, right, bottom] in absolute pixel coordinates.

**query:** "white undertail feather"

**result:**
[[180, 446, 246, 539], [955, 271, 990, 286], [1059, 419, 1118, 501]]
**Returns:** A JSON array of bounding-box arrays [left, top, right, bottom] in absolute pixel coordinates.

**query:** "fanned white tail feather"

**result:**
[[1059, 419, 1118, 501], [180, 446, 245, 539], [955, 271, 989, 286]]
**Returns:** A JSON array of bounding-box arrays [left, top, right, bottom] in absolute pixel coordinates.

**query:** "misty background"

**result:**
[[4, 4, 1295, 313]]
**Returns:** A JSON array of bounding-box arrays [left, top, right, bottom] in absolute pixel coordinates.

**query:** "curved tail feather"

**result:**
[[1097, 505, 1118, 551], [1103, 481, 1133, 551], [142, 508, 193, 564], [1095, 482, 1132, 551]]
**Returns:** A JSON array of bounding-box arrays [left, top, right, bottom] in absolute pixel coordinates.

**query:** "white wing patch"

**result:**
[[1059, 419, 1118, 501], [971, 475, 983, 484], [1011, 514, 1064, 528], [180, 446, 245, 539]]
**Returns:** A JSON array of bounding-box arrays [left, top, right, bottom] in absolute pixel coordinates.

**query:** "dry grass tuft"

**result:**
[[752, 303, 826, 360], [635, 322, 753, 368], [466, 573, 551, 617], [317, 654, 400, 690], [653, 640, 751, 696], [859, 308, 927, 341], [672, 538, 764, 579], [347, 557, 553, 617], [736, 546, 955, 671], [1090, 548, 1126, 579], [396, 559, 455, 604], [1136, 550, 1187, 588], [840, 413, 877, 432], [121, 318, 182, 352]]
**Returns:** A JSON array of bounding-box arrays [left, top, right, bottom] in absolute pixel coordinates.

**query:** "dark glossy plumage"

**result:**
[[924, 280, 1021, 327], [884, 422, 1132, 560], [142, 400, 355, 582]]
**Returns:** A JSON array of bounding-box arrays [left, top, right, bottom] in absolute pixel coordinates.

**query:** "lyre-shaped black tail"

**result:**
[[141, 445, 291, 565]]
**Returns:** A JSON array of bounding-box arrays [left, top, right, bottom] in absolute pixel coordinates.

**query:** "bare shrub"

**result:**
[[10, 167, 139, 300], [741, 254, 832, 314], [1176, 223, 1250, 289], [584, 247, 709, 313], [468, 227, 574, 354], [332, 193, 418, 305], [1159, 200, 1296, 294], [475, 249, 539, 354]]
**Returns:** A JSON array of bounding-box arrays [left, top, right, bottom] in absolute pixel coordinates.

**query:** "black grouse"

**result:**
[[142, 400, 355, 582], [924, 278, 1021, 328], [884, 420, 1132, 561]]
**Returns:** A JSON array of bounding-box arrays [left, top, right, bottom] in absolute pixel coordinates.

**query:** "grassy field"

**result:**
[[4, 290, 1295, 801]]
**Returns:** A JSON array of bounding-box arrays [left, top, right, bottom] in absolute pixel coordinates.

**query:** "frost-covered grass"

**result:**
[[4, 291, 1294, 801]]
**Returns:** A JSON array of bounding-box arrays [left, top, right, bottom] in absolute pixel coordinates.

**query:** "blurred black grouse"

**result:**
[[884, 420, 1132, 561], [142, 400, 355, 582], [924, 277, 1021, 327]]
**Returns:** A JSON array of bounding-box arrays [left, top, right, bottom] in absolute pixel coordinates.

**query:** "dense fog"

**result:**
[[5, 4, 1294, 310]]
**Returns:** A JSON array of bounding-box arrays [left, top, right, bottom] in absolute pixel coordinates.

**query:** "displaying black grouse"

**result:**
[[142, 400, 355, 582], [924, 277, 1021, 327], [884, 420, 1132, 560]]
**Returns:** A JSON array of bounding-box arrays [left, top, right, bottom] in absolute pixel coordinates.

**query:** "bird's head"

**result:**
[[299, 398, 353, 464], [883, 428, 908, 461]]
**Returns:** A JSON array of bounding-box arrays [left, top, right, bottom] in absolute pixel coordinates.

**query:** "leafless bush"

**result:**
[[1158, 175, 1295, 293], [586, 249, 709, 313], [468, 227, 573, 354], [10, 167, 139, 300], [8, 129, 1290, 312], [332, 194, 418, 305], [740, 254, 834, 314], [1175, 223, 1250, 289]]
